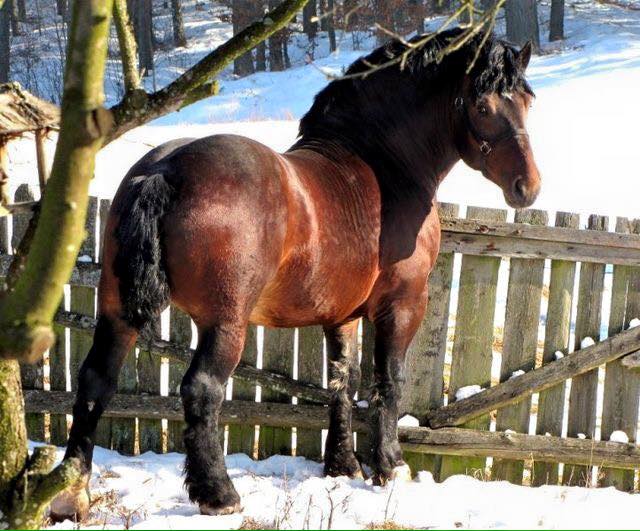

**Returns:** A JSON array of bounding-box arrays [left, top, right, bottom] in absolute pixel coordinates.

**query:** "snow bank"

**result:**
[[581, 337, 595, 348], [609, 430, 630, 444], [41, 442, 640, 530]]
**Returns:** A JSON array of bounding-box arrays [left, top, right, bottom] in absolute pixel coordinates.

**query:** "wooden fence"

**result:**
[[7, 186, 640, 490]]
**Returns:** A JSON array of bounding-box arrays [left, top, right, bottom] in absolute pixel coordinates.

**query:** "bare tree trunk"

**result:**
[[9, 0, 20, 35], [326, 0, 335, 51], [268, 0, 285, 71], [16, 0, 25, 20], [256, 41, 266, 71], [56, 0, 67, 17], [373, 0, 393, 45], [0, 0, 9, 83], [232, 0, 255, 76], [171, 0, 186, 47], [549, 0, 564, 41], [505, 0, 540, 49], [137, 0, 154, 76], [302, 0, 316, 39]]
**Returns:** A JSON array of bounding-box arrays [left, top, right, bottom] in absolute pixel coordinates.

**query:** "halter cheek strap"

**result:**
[[455, 97, 528, 156]]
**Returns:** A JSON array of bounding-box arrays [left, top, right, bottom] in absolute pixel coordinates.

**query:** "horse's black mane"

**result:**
[[292, 28, 533, 258], [296, 28, 533, 148]]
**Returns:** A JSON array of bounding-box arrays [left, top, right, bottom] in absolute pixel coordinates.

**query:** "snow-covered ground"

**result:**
[[7, 1, 640, 529], [41, 443, 640, 530]]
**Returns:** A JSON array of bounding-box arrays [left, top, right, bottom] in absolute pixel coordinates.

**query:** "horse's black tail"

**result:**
[[113, 173, 175, 332]]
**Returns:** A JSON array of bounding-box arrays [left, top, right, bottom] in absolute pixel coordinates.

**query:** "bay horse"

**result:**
[[51, 28, 540, 519]]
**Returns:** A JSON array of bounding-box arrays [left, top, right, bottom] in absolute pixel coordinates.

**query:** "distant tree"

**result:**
[[505, 0, 540, 49], [56, 0, 67, 18], [268, 0, 286, 70], [128, 0, 154, 76], [256, 41, 267, 71], [16, 0, 25, 20], [302, 0, 317, 40], [0, 0, 9, 83], [9, 0, 20, 35], [373, 0, 393, 44], [327, 0, 335, 51], [171, 0, 187, 47], [549, 0, 564, 41], [232, 0, 255, 76]]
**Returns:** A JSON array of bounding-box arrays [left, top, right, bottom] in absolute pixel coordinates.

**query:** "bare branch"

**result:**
[[113, 0, 141, 93]]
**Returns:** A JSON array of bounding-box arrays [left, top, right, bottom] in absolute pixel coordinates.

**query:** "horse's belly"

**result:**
[[249, 254, 378, 328]]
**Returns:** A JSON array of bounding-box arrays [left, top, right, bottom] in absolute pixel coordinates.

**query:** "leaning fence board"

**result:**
[[259, 328, 295, 458], [167, 307, 190, 453], [600, 218, 640, 490], [440, 207, 506, 480], [24, 391, 640, 472], [137, 318, 162, 453], [493, 209, 547, 484], [564, 214, 608, 486], [227, 325, 258, 457], [426, 324, 640, 429], [55, 309, 330, 404], [401, 202, 458, 479], [533, 212, 579, 486], [296, 325, 325, 460], [14, 185, 45, 441]]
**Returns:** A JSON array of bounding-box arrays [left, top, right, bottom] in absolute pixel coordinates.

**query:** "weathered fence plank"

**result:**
[[24, 391, 640, 472], [492, 209, 547, 484], [227, 325, 258, 457], [167, 307, 190, 453], [137, 317, 162, 453], [93, 198, 113, 448], [401, 202, 458, 479], [533, 212, 579, 486], [296, 326, 325, 460], [600, 218, 640, 490], [49, 311, 68, 445], [440, 207, 507, 480], [14, 184, 45, 441], [564, 214, 608, 486], [259, 328, 295, 458]]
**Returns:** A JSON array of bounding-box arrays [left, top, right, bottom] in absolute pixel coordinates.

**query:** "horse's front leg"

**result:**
[[369, 296, 426, 485], [181, 323, 246, 515], [323, 320, 364, 479]]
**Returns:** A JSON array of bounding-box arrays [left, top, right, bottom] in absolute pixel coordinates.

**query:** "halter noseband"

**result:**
[[455, 97, 528, 156]]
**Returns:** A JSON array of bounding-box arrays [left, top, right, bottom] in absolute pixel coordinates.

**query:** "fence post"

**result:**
[[401, 202, 458, 480], [564, 214, 608, 486], [600, 218, 640, 490], [167, 307, 190, 453], [227, 324, 258, 457], [492, 209, 547, 484], [259, 327, 294, 458], [439, 206, 507, 480], [533, 211, 579, 486], [14, 184, 45, 441], [295, 326, 325, 461]]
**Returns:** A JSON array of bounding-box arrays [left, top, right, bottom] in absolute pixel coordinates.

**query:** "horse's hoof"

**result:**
[[324, 455, 366, 480], [49, 475, 90, 523], [371, 463, 412, 486], [199, 501, 243, 516], [390, 463, 412, 482]]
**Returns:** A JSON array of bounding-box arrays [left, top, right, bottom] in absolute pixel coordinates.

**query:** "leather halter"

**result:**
[[455, 97, 528, 155]]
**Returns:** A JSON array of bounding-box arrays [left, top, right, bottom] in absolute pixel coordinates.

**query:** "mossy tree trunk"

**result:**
[[0, 0, 309, 527]]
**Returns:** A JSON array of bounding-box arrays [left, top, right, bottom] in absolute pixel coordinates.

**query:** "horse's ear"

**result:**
[[517, 41, 533, 71]]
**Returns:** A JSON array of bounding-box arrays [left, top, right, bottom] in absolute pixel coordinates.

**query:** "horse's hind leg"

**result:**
[[323, 320, 364, 479], [50, 314, 138, 522], [181, 322, 246, 515]]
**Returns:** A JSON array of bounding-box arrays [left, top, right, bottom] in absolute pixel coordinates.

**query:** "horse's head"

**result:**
[[455, 42, 540, 209]]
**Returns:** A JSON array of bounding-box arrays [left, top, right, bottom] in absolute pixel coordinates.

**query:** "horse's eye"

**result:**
[[477, 105, 488, 115]]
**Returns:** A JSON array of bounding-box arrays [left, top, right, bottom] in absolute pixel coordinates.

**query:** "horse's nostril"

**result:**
[[513, 177, 527, 200]]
